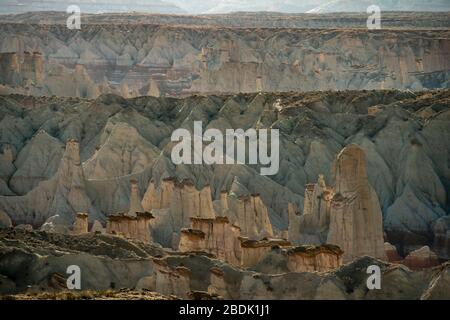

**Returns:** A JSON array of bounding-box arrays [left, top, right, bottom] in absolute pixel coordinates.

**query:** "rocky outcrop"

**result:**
[[327, 144, 386, 262], [239, 238, 291, 268], [47, 139, 95, 225], [127, 179, 145, 218], [285, 245, 343, 272], [136, 259, 191, 299], [179, 228, 206, 252], [289, 175, 333, 245], [403, 246, 441, 270], [233, 194, 273, 240], [384, 242, 402, 263], [106, 212, 154, 243], [106, 180, 154, 243], [179, 216, 241, 266], [82, 123, 160, 179], [72, 213, 88, 234]]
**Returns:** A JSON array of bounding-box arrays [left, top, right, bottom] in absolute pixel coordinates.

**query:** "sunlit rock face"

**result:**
[[327, 144, 387, 263]]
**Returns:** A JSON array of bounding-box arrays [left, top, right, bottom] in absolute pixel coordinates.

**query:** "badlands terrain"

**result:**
[[0, 10, 449, 300], [0, 90, 449, 257]]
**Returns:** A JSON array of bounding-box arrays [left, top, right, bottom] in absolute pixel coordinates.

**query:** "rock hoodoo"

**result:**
[[106, 180, 154, 243], [285, 245, 343, 272], [179, 216, 242, 266], [289, 175, 333, 245], [72, 212, 88, 234], [234, 194, 273, 240], [327, 144, 387, 262]]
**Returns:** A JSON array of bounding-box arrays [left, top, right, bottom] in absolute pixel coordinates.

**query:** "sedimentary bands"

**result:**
[[0, 22, 449, 98], [0, 89, 448, 261]]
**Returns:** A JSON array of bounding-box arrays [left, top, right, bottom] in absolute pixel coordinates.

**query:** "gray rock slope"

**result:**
[[0, 90, 449, 254]]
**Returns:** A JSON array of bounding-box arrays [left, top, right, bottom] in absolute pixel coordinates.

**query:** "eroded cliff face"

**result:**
[[0, 24, 449, 98], [0, 90, 449, 258]]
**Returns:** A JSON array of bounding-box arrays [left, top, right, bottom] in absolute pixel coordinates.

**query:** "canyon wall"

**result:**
[[0, 24, 449, 98]]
